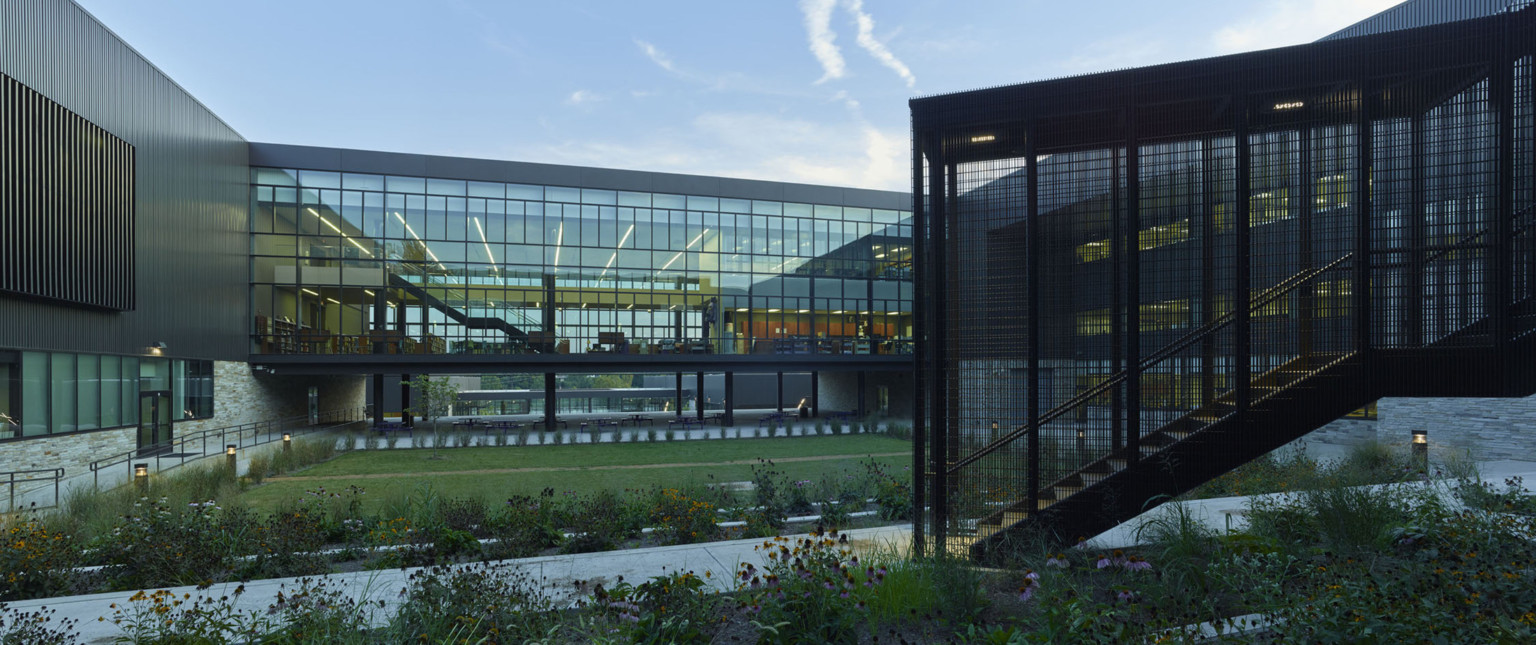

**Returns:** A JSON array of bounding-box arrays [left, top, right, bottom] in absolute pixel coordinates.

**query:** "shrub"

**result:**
[[737, 531, 887, 644], [94, 497, 240, 590], [0, 515, 90, 601], [383, 562, 556, 642], [651, 488, 719, 545], [0, 603, 78, 644], [485, 492, 564, 559]]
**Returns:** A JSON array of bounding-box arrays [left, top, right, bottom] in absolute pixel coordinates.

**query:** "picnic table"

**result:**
[[705, 412, 727, 425], [581, 418, 621, 431], [625, 413, 655, 426], [668, 416, 702, 428], [758, 412, 788, 427], [372, 421, 409, 434], [824, 410, 856, 422]]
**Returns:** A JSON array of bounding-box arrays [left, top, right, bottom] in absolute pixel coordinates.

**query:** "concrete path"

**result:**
[[1, 524, 912, 644]]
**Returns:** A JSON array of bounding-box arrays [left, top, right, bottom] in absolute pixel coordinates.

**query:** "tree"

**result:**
[[406, 375, 460, 459]]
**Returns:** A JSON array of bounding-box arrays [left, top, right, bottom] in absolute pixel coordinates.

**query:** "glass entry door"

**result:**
[[138, 391, 172, 455]]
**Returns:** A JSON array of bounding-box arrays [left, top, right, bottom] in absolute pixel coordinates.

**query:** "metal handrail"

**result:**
[[88, 406, 367, 487], [948, 252, 1357, 475], [2, 467, 65, 512]]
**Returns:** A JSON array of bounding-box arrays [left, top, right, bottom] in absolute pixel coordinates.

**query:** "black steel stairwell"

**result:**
[[949, 210, 1536, 560], [910, 2, 1536, 560]]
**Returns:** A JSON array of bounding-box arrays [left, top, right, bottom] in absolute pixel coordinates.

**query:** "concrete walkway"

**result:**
[[2, 524, 912, 644]]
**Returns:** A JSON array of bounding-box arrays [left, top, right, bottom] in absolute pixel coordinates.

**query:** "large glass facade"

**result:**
[[0, 351, 211, 443], [250, 168, 914, 357]]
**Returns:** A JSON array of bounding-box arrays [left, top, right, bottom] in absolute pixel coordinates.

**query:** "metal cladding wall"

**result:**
[[1323, 0, 1527, 40], [0, 0, 250, 360]]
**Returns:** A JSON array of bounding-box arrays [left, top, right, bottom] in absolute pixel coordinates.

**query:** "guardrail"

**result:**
[[2, 467, 65, 512], [88, 407, 368, 488]]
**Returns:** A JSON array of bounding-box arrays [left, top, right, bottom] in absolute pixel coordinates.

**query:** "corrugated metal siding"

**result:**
[[0, 0, 249, 361], [1322, 0, 1522, 40]]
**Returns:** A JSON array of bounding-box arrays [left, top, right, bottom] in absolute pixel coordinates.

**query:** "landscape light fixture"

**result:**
[[147, 341, 167, 355], [134, 464, 149, 491], [1412, 429, 1428, 469], [226, 445, 238, 475], [282, 433, 292, 453]]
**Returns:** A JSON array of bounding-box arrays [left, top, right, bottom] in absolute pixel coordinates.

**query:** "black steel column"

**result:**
[[1235, 96, 1252, 424], [542, 274, 556, 346], [1110, 147, 1125, 451], [1493, 35, 1515, 390], [857, 370, 868, 417], [696, 371, 706, 421], [371, 373, 384, 427], [1025, 127, 1042, 518], [911, 133, 929, 555], [1125, 113, 1143, 477], [1298, 127, 1315, 357], [1353, 79, 1372, 354], [544, 373, 557, 431], [401, 374, 412, 426], [675, 372, 684, 416], [724, 372, 735, 426], [1409, 115, 1426, 346], [372, 290, 387, 355], [810, 371, 820, 417], [776, 372, 785, 412], [1199, 139, 1217, 408]]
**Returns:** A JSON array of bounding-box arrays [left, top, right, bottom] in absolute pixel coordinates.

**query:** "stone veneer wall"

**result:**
[[0, 361, 365, 479], [1297, 396, 1536, 462], [0, 425, 137, 475], [820, 371, 914, 418], [175, 361, 366, 435]]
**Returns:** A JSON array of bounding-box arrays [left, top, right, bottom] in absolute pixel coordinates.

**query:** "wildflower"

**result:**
[[1046, 553, 1070, 568], [1124, 556, 1152, 571]]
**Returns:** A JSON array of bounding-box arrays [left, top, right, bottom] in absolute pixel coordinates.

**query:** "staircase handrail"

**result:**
[[2, 467, 66, 512], [87, 406, 366, 487], [947, 251, 1356, 475]]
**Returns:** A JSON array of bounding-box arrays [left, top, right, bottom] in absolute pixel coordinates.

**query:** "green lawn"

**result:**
[[238, 434, 911, 512]]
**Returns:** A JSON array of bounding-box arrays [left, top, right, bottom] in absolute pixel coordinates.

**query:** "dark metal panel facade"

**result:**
[[1, 71, 134, 310], [1322, 0, 1524, 40], [249, 143, 906, 211], [0, 0, 249, 360], [912, 2, 1535, 555]]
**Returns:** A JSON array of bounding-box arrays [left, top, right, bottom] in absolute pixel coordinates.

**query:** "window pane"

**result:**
[[21, 352, 47, 436], [51, 353, 76, 434], [101, 355, 121, 427], [78, 354, 100, 431]]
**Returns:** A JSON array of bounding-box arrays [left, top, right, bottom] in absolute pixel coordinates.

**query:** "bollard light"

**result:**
[[226, 444, 238, 476], [282, 433, 292, 453], [134, 463, 149, 492], [1411, 429, 1428, 470]]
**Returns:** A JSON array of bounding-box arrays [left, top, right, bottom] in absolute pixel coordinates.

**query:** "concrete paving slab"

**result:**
[[1, 524, 911, 644]]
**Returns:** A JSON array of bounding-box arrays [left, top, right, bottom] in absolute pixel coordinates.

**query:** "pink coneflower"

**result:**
[[1045, 553, 1070, 568], [1096, 555, 1113, 569], [1123, 556, 1152, 571]]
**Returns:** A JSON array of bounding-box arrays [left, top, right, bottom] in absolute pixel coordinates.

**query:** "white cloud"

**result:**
[[1213, 0, 1405, 53], [521, 111, 907, 191], [1060, 34, 1170, 74], [800, 0, 845, 84], [634, 39, 677, 73], [842, 0, 916, 89], [565, 90, 603, 105]]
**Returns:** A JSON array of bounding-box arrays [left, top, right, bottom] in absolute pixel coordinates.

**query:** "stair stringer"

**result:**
[[969, 355, 1371, 562]]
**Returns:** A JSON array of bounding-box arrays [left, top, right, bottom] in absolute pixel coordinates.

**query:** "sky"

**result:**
[[74, 0, 1407, 192]]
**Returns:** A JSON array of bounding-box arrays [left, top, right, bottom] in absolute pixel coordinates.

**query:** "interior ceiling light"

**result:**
[[768, 308, 781, 313], [1274, 101, 1304, 110], [970, 134, 996, 143], [798, 309, 809, 313], [472, 217, 498, 271], [736, 308, 749, 312], [393, 212, 444, 270], [301, 288, 319, 296], [833, 310, 845, 314], [553, 222, 564, 270], [327, 297, 341, 304], [364, 289, 375, 297]]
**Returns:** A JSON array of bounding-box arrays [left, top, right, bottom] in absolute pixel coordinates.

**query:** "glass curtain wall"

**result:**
[[250, 169, 913, 357]]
